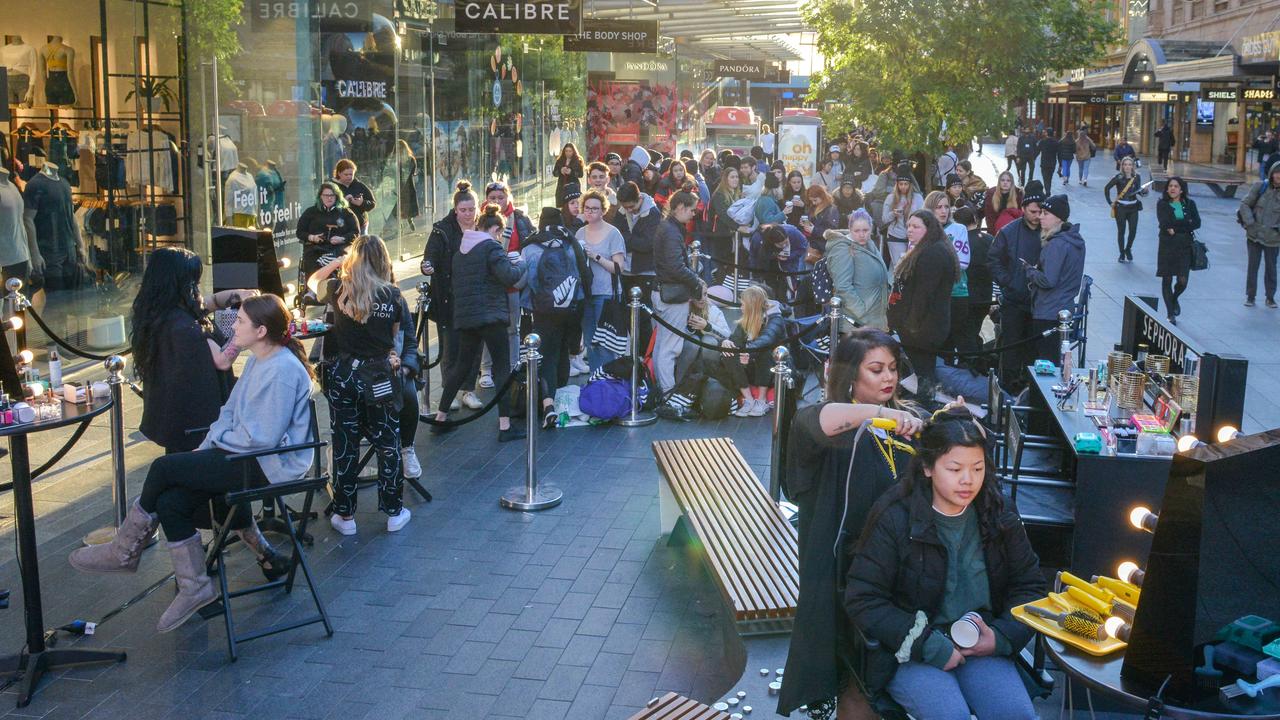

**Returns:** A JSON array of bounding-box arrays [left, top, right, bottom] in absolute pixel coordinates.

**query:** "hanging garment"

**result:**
[[224, 169, 259, 221], [126, 127, 176, 191], [48, 127, 78, 186]]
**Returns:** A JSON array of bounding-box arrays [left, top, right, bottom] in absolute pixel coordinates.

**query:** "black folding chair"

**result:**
[[202, 399, 334, 661]]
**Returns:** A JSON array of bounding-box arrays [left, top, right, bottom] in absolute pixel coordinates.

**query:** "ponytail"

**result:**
[[477, 202, 506, 232]]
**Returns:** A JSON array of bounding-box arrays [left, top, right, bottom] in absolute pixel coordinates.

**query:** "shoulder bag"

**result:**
[[1110, 175, 1137, 218]]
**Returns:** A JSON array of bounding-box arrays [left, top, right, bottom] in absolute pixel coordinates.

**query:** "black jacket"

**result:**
[[654, 215, 701, 296], [845, 483, 1044, 693], [296, 203, 360, 247], [396, 295, 421, 379], [449, 235, 524, 329], [139, 309, 231, 452], [887, 241, 955, 351], [1155, 125, 1175, 151], [1156, 196, 1202, 236], [1037, 137, 1059, 167], [989, 217, 1043, 307], [1104, 172, 1146, 206], [423, 213, 464, 325], [1016, 135, 1038, 161], [611, 193, 662, 275], [843, 155, 874, 186], [1056, 137, 1075, 161], [334, 177, 376, 230], [966, 228, 995, 306]]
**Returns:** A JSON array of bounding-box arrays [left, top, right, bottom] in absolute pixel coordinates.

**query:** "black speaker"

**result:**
[[210, 226, 285, 299], [1121, 429, 1280, 699]]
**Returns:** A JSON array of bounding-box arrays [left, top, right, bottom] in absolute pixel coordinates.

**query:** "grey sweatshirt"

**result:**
[[198, 348, 313, 483]]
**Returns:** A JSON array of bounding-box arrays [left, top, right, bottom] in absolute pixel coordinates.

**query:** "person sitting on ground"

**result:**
[[719, 284, 787, 417], [69, 294, 314, 633], [845, 405, 1043, 720]]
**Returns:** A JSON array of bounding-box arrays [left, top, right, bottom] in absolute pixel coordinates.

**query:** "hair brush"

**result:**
[[1024, 605, 1107, 641]]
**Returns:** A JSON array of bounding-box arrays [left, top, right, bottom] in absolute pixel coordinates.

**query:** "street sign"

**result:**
[[454, 0, 582, 35]]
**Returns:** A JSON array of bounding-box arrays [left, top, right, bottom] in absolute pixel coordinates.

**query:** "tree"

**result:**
[[803, 0, 1119, 153]]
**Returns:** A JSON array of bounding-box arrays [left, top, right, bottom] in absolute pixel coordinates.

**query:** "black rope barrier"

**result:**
[[947, 327, 1059, 359], [419, 361, 525, 427], [414, 312, 443, 369], [702, 252, 814, 277], [30, 419, 93, 480], [25, 307, 131, 361], [643, 304, 824, 353]]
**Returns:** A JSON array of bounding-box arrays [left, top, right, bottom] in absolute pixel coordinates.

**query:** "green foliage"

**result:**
[[162, 0, 243, 91], [804, 0, 1119, 153]]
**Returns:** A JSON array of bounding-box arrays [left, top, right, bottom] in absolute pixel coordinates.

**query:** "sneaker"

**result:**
[[450, 398, 461, 411], [1245, 298, 1257, 307], [1269, 299, 1278, 309], [402, 448, 422, 479], [748, 398, 768, 417], [386, 508, 411, 533], [569, 355, 590, 377], [461, 391, 484, 410], [479, 373, 495, 389], [732, 401, 753, 417], [330, 514, 357, 536]]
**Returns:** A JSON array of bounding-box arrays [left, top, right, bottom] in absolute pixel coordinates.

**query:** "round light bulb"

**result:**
[[279, 257, 292, 269], [1216, 425, 1241, 443], [1117, 561, 1139, 584], [1104, 616, 1129, 641], [5, 316, 22, 331], [1176, 434, 1201, 453], [286, 283, 297, 295], [1129, 506, 1153, 531], [17, 349, 33, 365]]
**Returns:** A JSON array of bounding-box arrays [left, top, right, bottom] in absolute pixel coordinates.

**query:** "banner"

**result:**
[[454, 0, 581, 34], [564, 20, 657, 53], [777, 122, 819, 183]]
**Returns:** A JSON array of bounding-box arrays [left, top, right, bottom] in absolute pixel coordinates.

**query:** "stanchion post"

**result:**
[[416, 279, 432, 408], [689, 240, 701, 277], [732, 231, 742, 302], [500, 334, 563, 511], [825, 296, 843, 400], [5, 278, 29, 351], [769, 346, 792, 503], [1058, 308, 1074, 381], [83, 355, 134, 546], [617, 286, 657, 427]]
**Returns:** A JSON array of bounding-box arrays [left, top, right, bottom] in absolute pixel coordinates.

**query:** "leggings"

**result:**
[[139, 449, 263, 541], [887, 656, 1036, 720], [399, 381, 419, 447], [324, 361, 403, 516], [438, 322, 512, 417], [1114, 205, 1139, 255], [1039, 164, 1054, 193], [533, 311, 578, 399], [438, 324, 477, 394], [1162, 274, 1188, 316]]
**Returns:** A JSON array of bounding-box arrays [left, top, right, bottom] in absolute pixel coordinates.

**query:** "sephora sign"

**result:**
[[455, 0, 582, 35]]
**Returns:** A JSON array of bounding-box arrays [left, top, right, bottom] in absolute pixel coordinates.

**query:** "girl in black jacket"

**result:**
[[1103, 156, 1148, 262], [887, 211, 959, 398], [719, 285, 787, 417], [553, 142, 585, 206], [296, 181, 360, 277], [1155, 177, 1202, 324], [845, 407, 1043, 719], [423, 182, 483, 412], [333, 159, 376, 232], [432, 203, 526, 441]]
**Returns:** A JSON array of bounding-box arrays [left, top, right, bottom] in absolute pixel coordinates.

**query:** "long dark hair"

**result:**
[[906, 406, 1004, 539], [131, 247, 206, 382], [240, 294, 314, 380], [829, 329, 905, 404], [1162, 176, 1189, 202], [896, 210, 959, 282]]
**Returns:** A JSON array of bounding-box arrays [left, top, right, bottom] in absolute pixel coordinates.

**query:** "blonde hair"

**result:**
[[338, 236, 394, 323], [737, 285, 769, 340]]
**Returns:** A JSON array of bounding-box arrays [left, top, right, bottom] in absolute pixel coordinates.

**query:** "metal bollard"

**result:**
[[825, 297, 843, 400], [617, 286, 656, 427], [769, 346, 793, 503], [500, 334, 563, 511], [5, 278, 29, 351], [732, 231, 742, 303], [416, 279, 432, 408], [689, 241, 701, 277], [83, 355, 136, 546], [1057, 308, 1074, 381]]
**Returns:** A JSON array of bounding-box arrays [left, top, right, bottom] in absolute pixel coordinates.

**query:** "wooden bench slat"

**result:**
[[627, 692, 733, 720]]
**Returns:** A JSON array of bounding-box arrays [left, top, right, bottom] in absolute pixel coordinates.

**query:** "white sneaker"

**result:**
[[748, 398, 768, 417], [478, 373, 495, 389], [569, 354, 590, 376], [402, 448, 422, 479], [386, 507, 411, 533], [733, 400, 753, 417], [330, 513, 357, 536], [450, 398, 461, 411], [461, 391, 484, 410]]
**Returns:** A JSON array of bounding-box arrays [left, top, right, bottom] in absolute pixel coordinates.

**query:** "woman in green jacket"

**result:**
[[825, 209, 891, 330]]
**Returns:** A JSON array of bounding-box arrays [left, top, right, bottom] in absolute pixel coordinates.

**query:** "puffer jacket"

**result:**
[[423, 213, 464, 325], [1027, 222, 1086, 321], [654, 215, 701, 297], [989, 216, 1042, 307], [824, 229, 890, 330], [449, 230, 525, 329], [1239, 179, 1280, 248], [845, 483, 1044, 694]]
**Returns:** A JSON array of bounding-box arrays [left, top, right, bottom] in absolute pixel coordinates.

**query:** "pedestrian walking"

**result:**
[[1037, 131, 1059, 193], [1056, 130, 1075, 186], [1113, 137, 1136, 171], [1104, 156, 1148, 263], [1252, 131, 1278, 181], [1026, 195, 1086, 359], [887, 210, 959, 397], [1238, 163, 1280, 307], [1074, 128, 1097, 186], [1155, 122, 1175, 169], [761, 124, 777, 163], [1016, 128, 1039, 187], [1155, 177, 1201, 324], [1003, 131, 1019, 173]]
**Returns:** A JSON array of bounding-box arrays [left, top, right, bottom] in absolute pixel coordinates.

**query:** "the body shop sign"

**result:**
[[455, 0, 581, 35], [564, 20, 657, 53]]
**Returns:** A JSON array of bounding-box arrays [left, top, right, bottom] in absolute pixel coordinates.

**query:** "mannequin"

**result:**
[[254, 159, 285, 229], [22, 161, 80, 293], [41, 37, 77, 107], [224, 162, 259, 228], [0, 168, 40, 287], [1, 37, 38, 106]]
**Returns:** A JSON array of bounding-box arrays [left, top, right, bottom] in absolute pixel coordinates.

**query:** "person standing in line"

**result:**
[[801, 184, 843, 255], [956, 207, 995, 356], [1074, 127, 1097, 187], [1056, 130, 1075, 186], [887, 210, 959, 398], [1016, 127, 1039, 187], [825, 209, 891, 330], [1037, 130, 1059, 194], [814, 157, 841, 192], [955, 160, 987, 212], [1155, 121, 1175, 169], [925, 192, 973, 356], [1103, 156, 1148, 263], [1025, 195, 1086, 359], [827, 145, 846, 181], [478, 180, 535, 389], [1251, 131, 1277, 181], [1003, 130, 1019, 173], [584, 161, 618, 214], [1154, 178, 1201, 324], [520, 208, 589, 425], [604, 152, 624, 192], [652, 191, 706, 394], [553, 143, 585, 207], [310, 236, 411, 535], [708, 165, 746, 280], [422, 181, 484, 412], [835, 180, 865, 219], [934, 145, 959, 191], [577, 189, 628, 370], [761, 124, 777, 164], [1238, 162, 1280, 308], [432, 204, 526, 441], [612, 180, 662, 299], [981, 171, 1022, 234], [881, 164, 924, 267], [844, 141, 875, 187], [333, 159, 376, 233], [988, 181, 1045, 386]]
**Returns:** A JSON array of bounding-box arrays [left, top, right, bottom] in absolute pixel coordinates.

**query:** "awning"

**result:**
[[585, 0, 807, 60]]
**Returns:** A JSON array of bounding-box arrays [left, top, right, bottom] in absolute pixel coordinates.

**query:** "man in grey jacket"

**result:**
[[1238, 162, 1280, 307], [1026, 194, 1085, 362]]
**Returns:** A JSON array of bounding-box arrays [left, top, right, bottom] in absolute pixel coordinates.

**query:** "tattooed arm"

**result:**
[[818, 403, 924, 438]]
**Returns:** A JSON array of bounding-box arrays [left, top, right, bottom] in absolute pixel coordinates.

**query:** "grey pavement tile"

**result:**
[[513, 646, 565, 681], [628, 639, 673, 673], [552, 592, 596, 621], [612, 670, 661, 707], [511, 602, 558, 632], [466, 611, 516, 643], [489, 628, 539, 662], [583, 652, 631, 688], [538, 665, 590, 702], [565, 683, 617, 720], [523, 698, 572, 720], [576, 607, 621, 638], [492, 677, 544, 716], [443, 640, 497, 675], [535, 618, 582, 649], [558, 634, 606, 668]]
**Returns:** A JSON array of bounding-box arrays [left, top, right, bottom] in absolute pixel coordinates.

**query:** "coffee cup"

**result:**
[[949, 611, 982, 649]]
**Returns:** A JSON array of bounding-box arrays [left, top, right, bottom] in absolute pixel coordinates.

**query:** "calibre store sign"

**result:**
[[564, 20, 658, 53], [454, 0, 582, 35]]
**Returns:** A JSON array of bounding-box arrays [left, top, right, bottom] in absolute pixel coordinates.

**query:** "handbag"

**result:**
[[1191, 236, 1210, 271], [658, 281, 692, 304], [354, 356, 403, 410], [591, 271, 630, 357]]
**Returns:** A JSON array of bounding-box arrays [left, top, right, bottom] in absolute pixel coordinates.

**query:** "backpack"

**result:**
[[531, 240, 582, 314], [578, 378, 632, 420], [698, 378, 732, 420], [811, 256, 835, 306], [728, 196, 756, 226]]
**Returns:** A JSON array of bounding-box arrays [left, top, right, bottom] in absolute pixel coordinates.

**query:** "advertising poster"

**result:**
[[586, 78, 683, 158], [777, 122, 819, 182]]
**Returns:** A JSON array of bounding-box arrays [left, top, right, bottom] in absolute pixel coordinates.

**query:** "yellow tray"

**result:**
[[1012, 596, 1127, 657]]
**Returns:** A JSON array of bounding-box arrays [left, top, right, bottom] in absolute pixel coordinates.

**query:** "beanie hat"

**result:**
[[945, 173, 962, 188], [1022, 180, 1046, 207], [1041, 194, 1070, 222], [894, 163, 914, 182], [562, 182, 582, 202], [604, 152, 622, 163]]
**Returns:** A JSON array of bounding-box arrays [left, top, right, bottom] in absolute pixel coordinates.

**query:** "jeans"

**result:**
[[438, 324, 477, 394], [533, 311, 577, 398], [1247, 240, 1279, 301], [1077, 157, 1091, 182], [438, 322, 512, 417], [1115, 204, 1140, 256], [325, 361, 403, 516], [887, 656, 1037, 720], [581, 294, 615, 370], [651, 290, 690, 392], [139, 449, 262, 541], [1059, 157, 1072, 179]]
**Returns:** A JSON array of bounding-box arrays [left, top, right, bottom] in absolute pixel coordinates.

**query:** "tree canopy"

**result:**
[[804, 0, 1119, 152]]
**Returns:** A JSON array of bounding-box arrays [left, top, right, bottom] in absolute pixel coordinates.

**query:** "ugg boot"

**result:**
[[157, 534, 217, 633], [69, 500, 158, 573]]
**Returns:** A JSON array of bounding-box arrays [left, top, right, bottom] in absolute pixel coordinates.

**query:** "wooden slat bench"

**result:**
[[1151, 172, 1243, 198], [627, 692, 733, 720], [651, 438, 799, 631]]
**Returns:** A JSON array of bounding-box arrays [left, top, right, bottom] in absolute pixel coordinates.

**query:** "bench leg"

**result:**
[[659, 478, 681, 536]]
